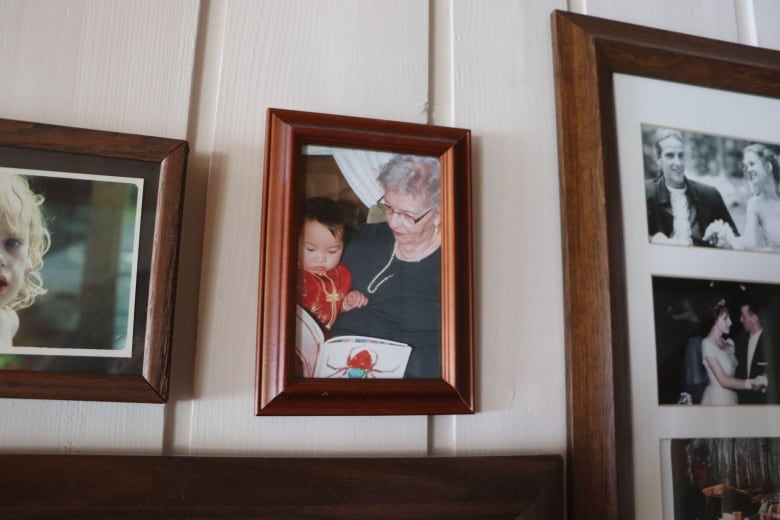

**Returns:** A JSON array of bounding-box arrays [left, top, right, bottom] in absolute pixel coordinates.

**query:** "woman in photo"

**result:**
[[701, 299, 766, 405], [742, 142, 780, 251], [331, 154, 442, 378]]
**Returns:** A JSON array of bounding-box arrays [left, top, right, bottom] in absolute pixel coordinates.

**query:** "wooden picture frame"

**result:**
[[0, 453, 563, 518], [0, 118, 187, 403], [257, 108, 473, 415], [552, 10, 780, 519]]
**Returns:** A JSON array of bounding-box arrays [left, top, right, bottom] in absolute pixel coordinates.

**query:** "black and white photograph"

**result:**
[[643, 125, 780, 252], [653, 276, 780, 406], [670, 437, 780, 520], [555, 12, 780, 516]]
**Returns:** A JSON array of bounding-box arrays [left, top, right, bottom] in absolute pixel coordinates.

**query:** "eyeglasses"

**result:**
[[376, 197, 434, 226]]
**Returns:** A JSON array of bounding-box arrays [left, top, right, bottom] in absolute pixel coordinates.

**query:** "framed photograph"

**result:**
[[665, 437, 780, 520], [552, 10, 780, 519], [653, 277, 780, 407], [256, 108, 473, 415], [0, 118, 187, 402]]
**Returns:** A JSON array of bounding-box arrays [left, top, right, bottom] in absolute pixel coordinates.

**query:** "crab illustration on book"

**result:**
[[324, 346, 401, 378]]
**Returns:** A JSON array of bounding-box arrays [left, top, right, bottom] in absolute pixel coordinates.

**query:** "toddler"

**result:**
[[0, 173, 51, 347], [298, 197, 366, 330]]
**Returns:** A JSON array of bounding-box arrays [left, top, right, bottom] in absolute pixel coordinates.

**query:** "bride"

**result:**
[[702, 143, 780, 251], [701, 299, 766, 405], [742, 143, 780, 251]]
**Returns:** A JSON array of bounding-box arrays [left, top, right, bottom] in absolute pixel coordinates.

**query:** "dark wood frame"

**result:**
[[552, 10, 780, 519], [0, 118, 187, 403], [257, 108, 473, 415], [0, 453, 562, 518]]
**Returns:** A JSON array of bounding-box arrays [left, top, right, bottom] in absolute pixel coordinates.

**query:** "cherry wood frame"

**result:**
[[0, 453, 561, 518], [0, 118, 187, 403], [257, 108, 473, 415], [552, 10, 780, 519]]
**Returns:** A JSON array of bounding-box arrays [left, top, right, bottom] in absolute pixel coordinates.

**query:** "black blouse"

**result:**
[[332, 223, 441, 378]]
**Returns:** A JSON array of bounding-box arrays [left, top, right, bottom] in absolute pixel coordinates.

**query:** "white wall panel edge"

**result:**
[[164, 0, 230, 456], [0, 0, 200, 453], [583, 0, 740, 42], [447, 0, 567, 453]]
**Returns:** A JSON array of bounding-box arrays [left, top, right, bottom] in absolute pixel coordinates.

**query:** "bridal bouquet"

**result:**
[[703, 219, 737, 249]]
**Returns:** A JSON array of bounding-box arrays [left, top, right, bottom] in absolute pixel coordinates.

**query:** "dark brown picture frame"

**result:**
[[256, 108, 473, 415], [0, 453, 563, 518], [552, 10, 780, 519], [0, 118, 187, 403]]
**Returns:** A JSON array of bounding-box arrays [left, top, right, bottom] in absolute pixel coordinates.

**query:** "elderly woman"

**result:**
[[331, 154, 442, 378]]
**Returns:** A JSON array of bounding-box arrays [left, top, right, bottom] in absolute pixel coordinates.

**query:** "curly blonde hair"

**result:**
[[0, 174, 51, 310]]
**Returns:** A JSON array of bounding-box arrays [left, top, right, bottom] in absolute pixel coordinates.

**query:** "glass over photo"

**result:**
[[653, 276, 779, 406], [671, 437, 780, 520], [295, 147, 442, 380], [643, 125, 780, 254], [0, 170, 143, 369]]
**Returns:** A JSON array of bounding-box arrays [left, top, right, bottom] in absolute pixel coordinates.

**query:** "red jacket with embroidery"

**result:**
[[297, 264, 351, 329]]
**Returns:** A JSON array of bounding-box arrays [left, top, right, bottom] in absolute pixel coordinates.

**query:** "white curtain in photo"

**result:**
[[306, 145, 396, 208]]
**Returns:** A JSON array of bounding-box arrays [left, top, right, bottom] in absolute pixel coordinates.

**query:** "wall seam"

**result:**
[[162, 0, 229, 456]]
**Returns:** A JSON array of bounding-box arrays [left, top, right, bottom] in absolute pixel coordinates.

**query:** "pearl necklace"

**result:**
[[366, 239, 440, 294], [367, 248, 395, 294]]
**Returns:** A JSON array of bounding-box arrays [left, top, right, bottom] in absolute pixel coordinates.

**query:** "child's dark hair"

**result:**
[[302, 197, 355, 243]]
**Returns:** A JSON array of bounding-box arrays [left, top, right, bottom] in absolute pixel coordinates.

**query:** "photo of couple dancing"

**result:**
[[654, 277, 779, 406], [644, 125, 780, 252]]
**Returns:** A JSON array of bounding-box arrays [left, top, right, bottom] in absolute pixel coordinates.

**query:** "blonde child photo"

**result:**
[[0, 173, 50, 348]]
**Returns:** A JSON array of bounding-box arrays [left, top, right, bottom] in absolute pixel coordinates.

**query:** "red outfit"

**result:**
[[297, 264, 351, 329]]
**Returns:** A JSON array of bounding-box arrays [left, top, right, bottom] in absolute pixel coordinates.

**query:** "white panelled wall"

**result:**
[[1, 0, 779, 459]]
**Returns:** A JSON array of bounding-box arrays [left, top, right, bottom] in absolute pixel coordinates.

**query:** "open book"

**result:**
[[296, 305, 412, 379]]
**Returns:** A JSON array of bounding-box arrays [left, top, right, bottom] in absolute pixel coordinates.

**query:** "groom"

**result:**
[[735, 300, 774, 404], [645, 129, 739, 246]]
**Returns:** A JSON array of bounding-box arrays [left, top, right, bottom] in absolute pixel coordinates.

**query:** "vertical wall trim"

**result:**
[[429, 0, 457, 454], [568, 0, 587, 14], [734, 0, 758, 46], [430, 0, 454, 126], [163, 0, 230, 455], [429, 415, 458, 455]]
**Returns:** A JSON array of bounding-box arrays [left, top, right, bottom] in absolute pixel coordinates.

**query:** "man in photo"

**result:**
[[735, 298, 774, 404], [645, 128, 739, 247]]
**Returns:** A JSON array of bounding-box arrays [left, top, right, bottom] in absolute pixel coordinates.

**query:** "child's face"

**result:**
[[0, 216, 28, 308], [299, 220, 344, 274]]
